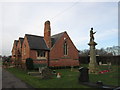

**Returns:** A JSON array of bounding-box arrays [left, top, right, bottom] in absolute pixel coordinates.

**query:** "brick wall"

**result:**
[[49, 59, 79, 67], [16, 40, 22, 59], [22, 36, 30, 60], [50, 32, 79, 66], [50, 32, 78, 59], [11, 40, 18, 60], [30, 50, 37, 59]]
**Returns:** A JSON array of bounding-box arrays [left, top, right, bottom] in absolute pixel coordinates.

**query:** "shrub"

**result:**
[[25, 58, 34, 70]]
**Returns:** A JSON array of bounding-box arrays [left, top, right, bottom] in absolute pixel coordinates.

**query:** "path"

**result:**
[[2, 68, 35, 89]]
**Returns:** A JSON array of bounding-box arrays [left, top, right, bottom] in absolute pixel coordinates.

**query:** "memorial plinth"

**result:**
[[88, 41, 98, 74]]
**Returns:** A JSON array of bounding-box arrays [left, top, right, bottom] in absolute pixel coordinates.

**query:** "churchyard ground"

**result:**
[[81, 64, 119, 86], [5, 64, 119, 88], [5, 67, 90, 88]]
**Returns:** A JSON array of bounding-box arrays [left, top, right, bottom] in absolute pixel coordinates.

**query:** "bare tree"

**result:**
[[79, 46, 120, 56], [105, 46, 120, 56], [79, 49, 89, 56]]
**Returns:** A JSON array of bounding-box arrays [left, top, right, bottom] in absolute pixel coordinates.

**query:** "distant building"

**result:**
[[11, 40, 18, 61], [11, 21, 79, 68], [16, 37, 24, 65]]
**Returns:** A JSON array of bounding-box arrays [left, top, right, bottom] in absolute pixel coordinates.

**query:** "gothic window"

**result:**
[[64, 41, 68, 55]]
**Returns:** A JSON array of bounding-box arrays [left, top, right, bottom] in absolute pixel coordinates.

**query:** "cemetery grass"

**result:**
[[80, 64, 119, 86], [6, 67, 90, 88], [6, 64, 119, 88]]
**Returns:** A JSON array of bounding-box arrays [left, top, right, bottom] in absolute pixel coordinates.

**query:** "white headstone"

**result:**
[[99, 62, 102, 65]]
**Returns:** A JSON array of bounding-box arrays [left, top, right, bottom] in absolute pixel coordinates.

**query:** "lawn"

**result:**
[[89, 65, 119, 86], [80, 64, 119, 86], [6, 67, 90, 88], [6, 64, 119, 88]]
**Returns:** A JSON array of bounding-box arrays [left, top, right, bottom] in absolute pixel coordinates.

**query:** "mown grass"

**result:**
[[6, 68, 90, 88], [6, 64, 119, 88], [80, 64, 119, 86]]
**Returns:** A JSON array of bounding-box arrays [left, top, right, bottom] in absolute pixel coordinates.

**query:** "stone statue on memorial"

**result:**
[[90, 28, 96, 42]]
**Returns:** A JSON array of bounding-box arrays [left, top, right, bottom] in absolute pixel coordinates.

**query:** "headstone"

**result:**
[[39, 67, 42, 73], [71, 66, 73, 71], [41, 68, 53, 79], [78, 67, 89, 83], [99, 62, 102, 65], [108, 62, 112, 70], [39, 67, 44, 74]]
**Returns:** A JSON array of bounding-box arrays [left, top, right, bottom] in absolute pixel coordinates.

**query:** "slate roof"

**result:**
[[14, 40, 18, 46], [51, 32, 65, 46], [25, 31, 65, 50], [25, 34, 49, 51], [19, 37, 24, 45]]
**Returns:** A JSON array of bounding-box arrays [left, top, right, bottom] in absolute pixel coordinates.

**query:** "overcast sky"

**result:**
[[0, 0, 118, 56]]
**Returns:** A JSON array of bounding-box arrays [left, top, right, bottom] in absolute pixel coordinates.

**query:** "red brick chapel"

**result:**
[[11, 21, 79, 68]]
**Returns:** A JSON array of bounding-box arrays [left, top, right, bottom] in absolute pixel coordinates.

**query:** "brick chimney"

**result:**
[[44, 20, 51, 48]]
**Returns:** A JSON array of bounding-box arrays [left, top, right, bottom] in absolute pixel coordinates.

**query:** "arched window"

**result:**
[[64, 41, 68, 55]]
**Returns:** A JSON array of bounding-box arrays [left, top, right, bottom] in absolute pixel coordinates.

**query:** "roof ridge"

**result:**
[[25, 34, 43, 38], [51, 31, 65, 37], [19, 37, 24, 39]]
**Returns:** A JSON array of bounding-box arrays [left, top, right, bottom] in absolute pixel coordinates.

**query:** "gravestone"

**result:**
[[41, 68, 53, 79], [71, 66, 73, 71], [108, 62, 112, 70], [99, 62, 102, 65], [39, 67, 44, 74], [78, 67, 89, 82]]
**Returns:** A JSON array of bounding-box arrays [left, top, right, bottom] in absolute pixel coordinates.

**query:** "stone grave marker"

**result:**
[[41, 68, 53, 79], [78, 67, 89, 83], [99, 62, 102, 65]]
